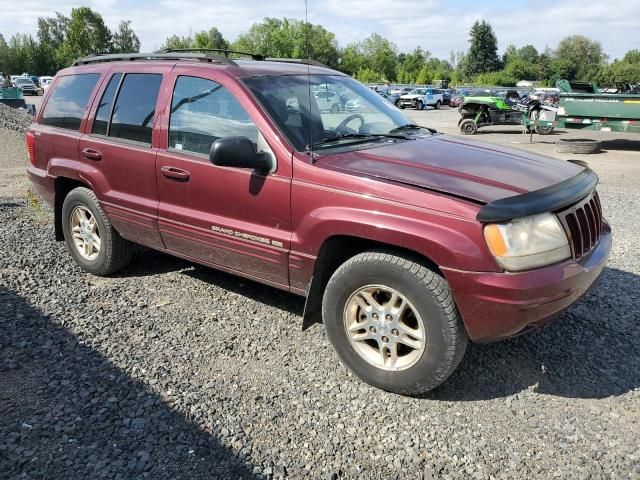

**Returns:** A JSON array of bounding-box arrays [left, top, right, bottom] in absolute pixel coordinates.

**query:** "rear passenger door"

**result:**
[[80, 66, 167, 248], [155, 70, 292, 288]]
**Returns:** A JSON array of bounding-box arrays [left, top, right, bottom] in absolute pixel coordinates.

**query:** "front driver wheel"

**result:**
[[416, 101, 424, 110], [322, 250, 467, 395]]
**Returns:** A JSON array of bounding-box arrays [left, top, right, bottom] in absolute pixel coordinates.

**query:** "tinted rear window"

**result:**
[[41, 74, 100, 130], [109, 73, 162, 144]]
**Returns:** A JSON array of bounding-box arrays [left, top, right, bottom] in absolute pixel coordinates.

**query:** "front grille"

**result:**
[[557, 190, 603, 259]]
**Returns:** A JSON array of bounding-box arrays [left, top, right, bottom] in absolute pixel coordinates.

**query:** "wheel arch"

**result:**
[[301, 234, 443, 331], [53, 177, 92, 241]]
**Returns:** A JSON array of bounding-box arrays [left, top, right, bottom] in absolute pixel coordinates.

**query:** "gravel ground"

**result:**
[[0, 103, 32, 134], [1, 107, 639, 479]]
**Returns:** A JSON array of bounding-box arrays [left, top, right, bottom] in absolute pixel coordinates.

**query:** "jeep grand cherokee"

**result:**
[[27, 50, 611, 394]]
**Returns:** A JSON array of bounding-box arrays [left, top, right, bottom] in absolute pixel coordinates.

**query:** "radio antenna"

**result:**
[[305, 0, 314, 161]]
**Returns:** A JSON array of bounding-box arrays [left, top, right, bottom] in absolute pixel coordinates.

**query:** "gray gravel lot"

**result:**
[[0, 105, 639, 479]]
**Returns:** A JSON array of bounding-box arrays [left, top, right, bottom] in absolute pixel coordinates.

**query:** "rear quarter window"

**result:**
[[41, 74, 100, 130]]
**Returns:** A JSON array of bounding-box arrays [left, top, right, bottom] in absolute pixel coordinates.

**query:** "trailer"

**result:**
[[0, 87, 36, 115], [554, 80, 640, 134]]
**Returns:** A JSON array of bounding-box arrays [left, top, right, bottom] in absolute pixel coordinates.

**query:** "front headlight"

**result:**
[[483, 213, 571, 271]]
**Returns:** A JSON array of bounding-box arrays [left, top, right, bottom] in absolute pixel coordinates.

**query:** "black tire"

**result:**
[[435, 100, 441, 110], [416, 100, 424, 110], [556, 138, 602, 154], [322, 250, 467, 395], [459, 118, 478, 135], [536, 125, 554, 135], [330, 104, 339, 114], [61, 187, 133, 275], [529, 109, 554, 135]]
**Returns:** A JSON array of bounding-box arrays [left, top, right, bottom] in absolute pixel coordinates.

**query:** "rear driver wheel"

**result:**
[[62, 187, 132, 275], [322, 250, 467, 395]]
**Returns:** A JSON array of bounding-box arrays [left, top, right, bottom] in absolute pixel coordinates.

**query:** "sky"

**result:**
[[1, 0, 638, 61]]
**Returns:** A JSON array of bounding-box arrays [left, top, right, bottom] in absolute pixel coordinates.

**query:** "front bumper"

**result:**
[[442, 223, 611, 343]]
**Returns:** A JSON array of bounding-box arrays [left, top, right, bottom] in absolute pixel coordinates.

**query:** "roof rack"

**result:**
[[72, 51, 331, 69], [72, 52, 238, 66], [264, 58, 328, 68], [156, 48, 265, 61]]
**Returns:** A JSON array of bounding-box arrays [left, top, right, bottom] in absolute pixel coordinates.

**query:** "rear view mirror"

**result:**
[[209, 136, 272, 173]]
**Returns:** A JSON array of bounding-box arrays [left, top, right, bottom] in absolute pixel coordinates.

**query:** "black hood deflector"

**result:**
[[477, 167, 599, 223]]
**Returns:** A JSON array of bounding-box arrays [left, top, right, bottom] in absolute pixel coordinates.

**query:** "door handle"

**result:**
[[161, 166, 190, 181], [81, 148, 102, 161]]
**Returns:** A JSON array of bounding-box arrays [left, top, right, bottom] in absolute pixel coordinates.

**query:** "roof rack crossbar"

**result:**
[[156, 48, 265, 61], [264, 57, 328, 68], [72, 52, 238, 67]]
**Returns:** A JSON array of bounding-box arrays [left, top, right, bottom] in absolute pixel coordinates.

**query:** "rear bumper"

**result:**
[[442, 223, 611, 343], [27, 165, 55, 207]]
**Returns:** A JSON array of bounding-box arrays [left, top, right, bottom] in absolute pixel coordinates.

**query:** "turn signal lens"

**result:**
[[484, 224, 508, 257]]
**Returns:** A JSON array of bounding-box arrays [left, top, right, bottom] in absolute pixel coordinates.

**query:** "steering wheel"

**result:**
[[336, 114, 365, 134]]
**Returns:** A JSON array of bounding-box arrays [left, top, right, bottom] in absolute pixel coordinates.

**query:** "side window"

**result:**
[[169, 76, 258, 156], [91, 73, 122, 136], [41, 74, 100, 130], [109, 73, 162, 144]]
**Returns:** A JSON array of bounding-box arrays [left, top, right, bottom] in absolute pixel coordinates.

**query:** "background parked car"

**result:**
[[438, 88, 453, 105], [40, 76, 54, 92], [399, 87, 444, 110], [313, 90, 341, 113], [13, 77, 38, 95], [380, 90, 402, 106]]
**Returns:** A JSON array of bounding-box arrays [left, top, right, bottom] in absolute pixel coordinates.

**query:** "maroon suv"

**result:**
[[27, 51, 611, 394]]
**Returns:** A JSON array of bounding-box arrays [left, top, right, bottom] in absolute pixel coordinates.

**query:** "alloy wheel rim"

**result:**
[[70, 206, 101, 260], [343, 285, 425, 371]]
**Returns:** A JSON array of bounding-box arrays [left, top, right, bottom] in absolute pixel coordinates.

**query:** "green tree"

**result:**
[[0, 34, 9, 73], [37, 12, 70, 50], [193, 27, 229, 50], [622, 49, 640, 64], [396, 47, 428, 83], [163, 35, 193, 50], [112, 20, 140, 53], [233, 18, 339, 67], [63, 7, 112, 59], [599, 49, 640, 83], [7, 34, 29, 73], [473, 71, 516, 87], [338, 43, 365, 76], [360, 33, 398, 81], [554, 35, 607, 81], [464, 20, 500, 78]]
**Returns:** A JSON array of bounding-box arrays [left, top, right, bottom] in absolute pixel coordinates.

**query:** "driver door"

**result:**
[[155, 69, 293, 288]]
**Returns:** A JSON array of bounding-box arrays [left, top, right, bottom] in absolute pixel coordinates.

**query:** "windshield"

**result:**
[[244, 74, 428, 151], [16, 79, 33, 85]]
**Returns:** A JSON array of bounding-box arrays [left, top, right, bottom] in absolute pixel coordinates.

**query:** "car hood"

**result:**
[[400, 94, 422, 99], [314, 134, 584, 204]]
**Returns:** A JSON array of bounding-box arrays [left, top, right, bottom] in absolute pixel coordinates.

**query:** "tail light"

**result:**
[[26, 131, 36, 166]]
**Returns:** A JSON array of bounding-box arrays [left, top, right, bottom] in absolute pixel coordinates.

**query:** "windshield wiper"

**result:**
[[388, 124, 437, 134], [306, 132, 412, 150]]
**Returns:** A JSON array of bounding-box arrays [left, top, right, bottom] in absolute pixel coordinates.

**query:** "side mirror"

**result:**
[[209, 136, 272, 173]]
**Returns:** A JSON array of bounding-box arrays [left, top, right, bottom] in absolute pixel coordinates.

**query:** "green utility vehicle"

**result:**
[[457, 91, 555, 135]]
